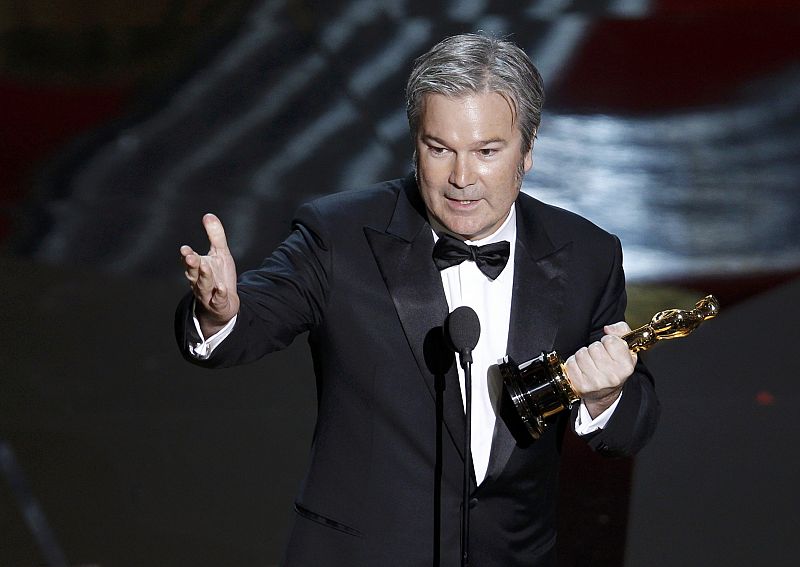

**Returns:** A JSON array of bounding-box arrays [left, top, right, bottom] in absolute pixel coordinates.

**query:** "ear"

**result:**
[[523, 147, 533, 173]]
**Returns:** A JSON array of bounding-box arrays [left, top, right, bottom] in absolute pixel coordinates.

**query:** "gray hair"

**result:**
[[406, 33, 545, 155]]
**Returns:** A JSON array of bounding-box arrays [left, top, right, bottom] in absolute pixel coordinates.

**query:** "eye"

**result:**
[[428, 145, 448, 156], [479, 148, 498, 157]]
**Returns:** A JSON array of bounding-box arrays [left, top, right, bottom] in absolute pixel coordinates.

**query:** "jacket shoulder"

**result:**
[[519, 192, 611, 236], [517, 191, 619, 255], [298, 178, 409, 226]]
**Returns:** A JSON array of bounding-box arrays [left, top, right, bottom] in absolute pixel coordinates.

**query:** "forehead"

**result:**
[[418, 92, 518, 140]]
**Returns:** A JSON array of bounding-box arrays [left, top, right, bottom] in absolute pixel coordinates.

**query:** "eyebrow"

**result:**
[[421, 134, 509, 148], [475, 137, 508, 146]]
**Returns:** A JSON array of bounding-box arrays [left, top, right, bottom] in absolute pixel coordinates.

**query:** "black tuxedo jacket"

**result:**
[[176, 176, 659, 566]]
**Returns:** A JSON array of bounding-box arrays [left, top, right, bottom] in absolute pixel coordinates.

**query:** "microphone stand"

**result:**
[[444, 305, 480, 567], [460, 347, 473, 567]]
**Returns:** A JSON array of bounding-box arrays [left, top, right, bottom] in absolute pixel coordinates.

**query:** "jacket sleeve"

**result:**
[[570, 235, 661, 457], [175, 201, 331, 368]]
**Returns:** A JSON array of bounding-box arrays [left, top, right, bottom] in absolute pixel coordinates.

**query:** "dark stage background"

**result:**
[[2, 1, 799, 565]]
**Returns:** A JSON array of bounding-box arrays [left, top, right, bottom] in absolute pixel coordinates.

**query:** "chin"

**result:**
[[443, 220, 483, 239]]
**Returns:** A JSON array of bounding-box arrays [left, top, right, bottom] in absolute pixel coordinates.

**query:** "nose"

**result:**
[[449, 154, 476, 188]]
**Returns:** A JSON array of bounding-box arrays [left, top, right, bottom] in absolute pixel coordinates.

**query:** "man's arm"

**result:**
[[175, 203, 331, 368], [566, 235, 660, 456]]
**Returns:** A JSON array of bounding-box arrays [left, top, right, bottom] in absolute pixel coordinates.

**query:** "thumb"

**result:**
[[203, 213, 230, 252], [604, 321, 631, 337]]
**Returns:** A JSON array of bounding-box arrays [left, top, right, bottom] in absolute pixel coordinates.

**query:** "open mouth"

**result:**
[[446, 196, 478, 205]]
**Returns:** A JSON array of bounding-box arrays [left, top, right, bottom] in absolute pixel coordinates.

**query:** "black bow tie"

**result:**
[[432, 233, 511, 280]]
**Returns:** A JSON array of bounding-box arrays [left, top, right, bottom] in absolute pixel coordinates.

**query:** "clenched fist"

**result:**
[[565, 322, 637, 418]]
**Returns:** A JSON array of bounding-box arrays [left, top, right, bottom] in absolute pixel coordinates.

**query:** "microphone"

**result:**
[[445, 306, 481, 368], [444, 305, 480, 567]]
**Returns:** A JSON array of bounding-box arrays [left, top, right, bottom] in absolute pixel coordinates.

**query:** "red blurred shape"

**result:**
[[0, 78, 129, 198], [755, 391, 776, 406], [0, 78, 129, 244], [552, 14, 800, 112]]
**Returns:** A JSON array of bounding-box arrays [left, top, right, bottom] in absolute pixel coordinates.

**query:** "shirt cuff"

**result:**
[[188, 302, 237, 359], [574, 393, 623, 436]]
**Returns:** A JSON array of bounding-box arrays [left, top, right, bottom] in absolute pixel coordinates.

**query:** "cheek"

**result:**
[[418, 181, 444, 213], [416, 156, 433, 179], [485, 165, 522, 205]]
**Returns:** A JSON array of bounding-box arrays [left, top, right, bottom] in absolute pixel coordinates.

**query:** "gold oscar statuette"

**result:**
[[500, 295, 720, 439]]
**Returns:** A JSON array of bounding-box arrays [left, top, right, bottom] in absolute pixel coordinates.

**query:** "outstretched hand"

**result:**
[[180, 213, 240, 337], [565, 321, 637, 419]]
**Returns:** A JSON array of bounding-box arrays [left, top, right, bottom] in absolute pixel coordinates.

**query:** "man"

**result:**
[[176, 34, 659, 566]]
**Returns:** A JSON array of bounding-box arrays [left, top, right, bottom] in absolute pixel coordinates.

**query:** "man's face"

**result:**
[[415, 92, 533, 241]]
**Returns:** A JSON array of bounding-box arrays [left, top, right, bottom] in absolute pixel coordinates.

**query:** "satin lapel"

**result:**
[[506, 202, 572, 363], [484, 198, 573, 483], [363, 184, 466, 461]]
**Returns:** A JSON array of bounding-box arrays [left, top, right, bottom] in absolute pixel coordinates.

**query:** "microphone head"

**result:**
[[445, 306, 481, 354]]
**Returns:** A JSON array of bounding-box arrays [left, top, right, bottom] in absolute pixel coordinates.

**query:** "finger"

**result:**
[[574, 346, 600, 384], [182, 250, 200, 269], [600, 334, 629, 357], [194, 256, 218, 297], [601, 333, 638, 367], [603, 321, 631, 337], [585, 341, 610, 378], [563, 355, 584, 396], [202, 213, 229, 252], [180, 244, 196, 258], [182, 250, 201, 284], [596, 336, 636, 380], [184, 263, 200, 285]]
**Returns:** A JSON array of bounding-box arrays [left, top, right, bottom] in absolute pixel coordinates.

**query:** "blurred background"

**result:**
[[2, 1, 798, 565]]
